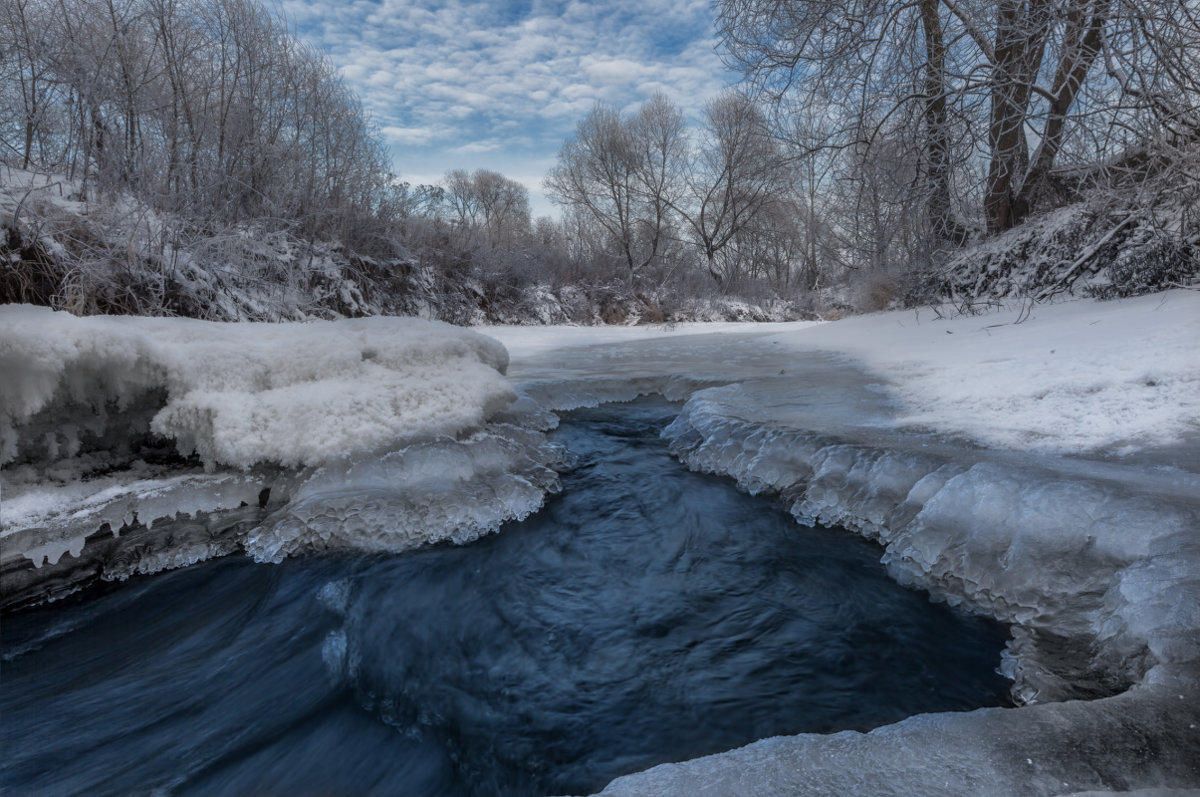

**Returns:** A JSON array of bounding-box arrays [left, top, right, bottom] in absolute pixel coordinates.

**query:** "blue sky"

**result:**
[[282, 0, 736, 217]]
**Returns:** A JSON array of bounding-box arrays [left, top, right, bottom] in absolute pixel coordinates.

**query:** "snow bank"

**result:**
[[1, 304, 513, 470], [1, 306, 561, 607], [596, 683, 1200, 796], [765, 290, 1200, 456]]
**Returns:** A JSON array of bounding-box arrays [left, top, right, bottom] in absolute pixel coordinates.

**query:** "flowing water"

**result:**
[[1, 399, 1011, 795]]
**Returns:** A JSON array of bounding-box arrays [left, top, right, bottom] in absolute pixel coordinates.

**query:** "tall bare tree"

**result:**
[[670, 90, 786, 286], [444, 169, 531, 249], [716, 0, 1200, 236], [545, 93, 685, 277], [717, 0, 970, 242], [1, 0, 393, 249]]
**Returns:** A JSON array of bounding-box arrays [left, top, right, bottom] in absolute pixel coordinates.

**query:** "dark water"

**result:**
[[1, 399, 1011, 796]]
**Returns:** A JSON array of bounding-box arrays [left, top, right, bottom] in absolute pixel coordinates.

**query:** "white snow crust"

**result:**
[[764, 291, 1200, 455], [482, 291, 1200, 796], [488, 290, 1199, 458], [1, 304, 513, 470], [1, 306, 553, 589]]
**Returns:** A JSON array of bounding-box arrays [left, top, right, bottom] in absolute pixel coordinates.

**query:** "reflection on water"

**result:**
[[1, 399, 1010, 796]]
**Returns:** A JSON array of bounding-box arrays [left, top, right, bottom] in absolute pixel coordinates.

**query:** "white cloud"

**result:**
[[456, 140, 502, 154], [379, 125, 438, 145], [583, 57, 649, 85], [290, 0, 736, 199]]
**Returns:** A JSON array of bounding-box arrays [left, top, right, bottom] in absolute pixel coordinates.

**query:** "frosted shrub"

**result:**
[[1085, 225, 1197, 299]]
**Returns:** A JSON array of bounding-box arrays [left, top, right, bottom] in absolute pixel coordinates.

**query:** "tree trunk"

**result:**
[[919, 0, 967, 244], [985, 0, 1050, 232], [1017, 3, 1107, 213]]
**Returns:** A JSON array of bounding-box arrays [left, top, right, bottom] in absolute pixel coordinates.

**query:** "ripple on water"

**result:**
[[0, 398, 1011, 796]]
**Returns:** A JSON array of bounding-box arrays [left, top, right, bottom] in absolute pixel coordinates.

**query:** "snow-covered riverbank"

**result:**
[[2, 291, 1197, 793], [483, 290, 1200, 795], [0, 307, 559, 606]]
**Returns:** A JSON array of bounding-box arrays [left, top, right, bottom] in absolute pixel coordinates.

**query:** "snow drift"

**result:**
[[0, 304, 513, 469]]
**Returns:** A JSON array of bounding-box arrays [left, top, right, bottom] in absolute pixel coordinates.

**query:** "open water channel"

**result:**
[[1, 398, 1010, 795]]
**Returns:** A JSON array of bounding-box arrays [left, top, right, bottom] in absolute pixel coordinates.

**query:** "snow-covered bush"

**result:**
[[1084, 222, 1196, 299], [931, 199, 1198, 308]]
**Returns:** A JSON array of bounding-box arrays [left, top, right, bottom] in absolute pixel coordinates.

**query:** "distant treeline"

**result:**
[[2, 0, 1197, 321]]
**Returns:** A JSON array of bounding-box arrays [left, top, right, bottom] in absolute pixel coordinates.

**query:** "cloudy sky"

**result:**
[[283, 0, 737, 216]]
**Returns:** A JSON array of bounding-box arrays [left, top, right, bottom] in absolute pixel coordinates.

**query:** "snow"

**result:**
[[1, 306, 550, 591], [594, 685, 1200, 796], [764, 291, 1200, 455], [1, 305, 513, 470], [476, 291, 1200, 796], [478, 319, 814, 356], [484, 289, 1200, 458]]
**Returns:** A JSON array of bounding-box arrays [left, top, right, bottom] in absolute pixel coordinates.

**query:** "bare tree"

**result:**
[[545, 93, 685, 278], [443, 169, 531, 249], [2, 0, 56, 169], [717, 0, 970, 243], [670, 91, 786, 286], [715, 0, 1200, 237]]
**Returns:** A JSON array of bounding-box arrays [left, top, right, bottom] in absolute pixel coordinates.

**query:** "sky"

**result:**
[[282, 0, 737, 217]]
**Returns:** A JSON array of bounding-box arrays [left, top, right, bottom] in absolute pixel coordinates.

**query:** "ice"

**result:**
[[482, 294, 1199, 795], [21, 534, 86, 567], [593, 683, 1200, 796], [246, 424, 563, 562], [3, 428, 560, 608], [1, 306, 552, 607]]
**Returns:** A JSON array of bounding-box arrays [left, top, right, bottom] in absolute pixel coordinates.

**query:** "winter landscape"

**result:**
[[2, 0, 1200, 794]]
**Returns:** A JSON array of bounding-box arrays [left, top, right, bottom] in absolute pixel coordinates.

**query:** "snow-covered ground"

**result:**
[[485, 290, 1199, 457]]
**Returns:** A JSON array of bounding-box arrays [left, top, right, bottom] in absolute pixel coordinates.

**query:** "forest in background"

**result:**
[[1, 0, 1198, 324]]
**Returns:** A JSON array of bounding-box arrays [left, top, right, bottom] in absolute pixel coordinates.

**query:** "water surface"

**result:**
[[1, 399, 1010, 795]]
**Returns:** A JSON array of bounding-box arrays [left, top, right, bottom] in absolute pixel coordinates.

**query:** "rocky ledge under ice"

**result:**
[[0, 306, 561, 609], [483, 292, 1200, 795]]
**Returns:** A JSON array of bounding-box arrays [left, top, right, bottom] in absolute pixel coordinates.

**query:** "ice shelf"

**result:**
[[0, 307, 558, 609]]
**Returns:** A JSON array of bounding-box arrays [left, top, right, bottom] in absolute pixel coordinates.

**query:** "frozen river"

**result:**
[[2, 295, 1198, 794], [1, 400, 1009, 795]]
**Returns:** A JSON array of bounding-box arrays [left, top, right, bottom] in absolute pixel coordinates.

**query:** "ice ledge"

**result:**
[[0, 422, 564, 612], [594, 678, 1200, 796], [664, 387, 1200, 703], [584, 385, 1200, 796]]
